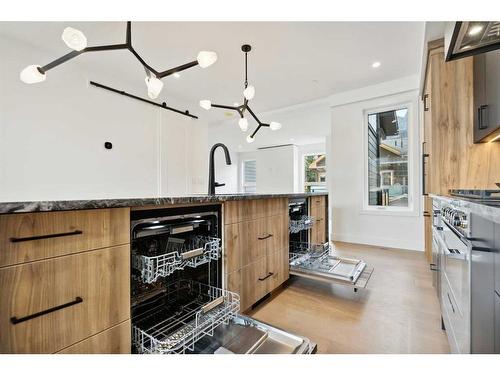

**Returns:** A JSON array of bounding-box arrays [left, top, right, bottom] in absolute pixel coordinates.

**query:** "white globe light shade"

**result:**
[[144, 75, 163, 99], [197, 51, 218, 68], [246, 134, 255, 143], [270, 121, 282, 131], [243, 85, 255, 100], [20, 65, 46, 84], [199, 100, 212, 110], [238, 118, 249, 132], [61, 27, 87, 51]]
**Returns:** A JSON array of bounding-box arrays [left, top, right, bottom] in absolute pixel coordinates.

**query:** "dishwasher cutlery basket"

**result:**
[[132, 280, 240, 354], [132, 236, 221, 283]]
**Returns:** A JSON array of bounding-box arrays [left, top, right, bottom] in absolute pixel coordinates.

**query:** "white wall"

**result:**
[[0, 35, 208, 201], [329, 77, 423, 251], [208, 100, 330, 194]]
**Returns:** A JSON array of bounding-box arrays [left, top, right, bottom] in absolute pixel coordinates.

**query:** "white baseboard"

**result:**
[[332, 233, 423, 252]]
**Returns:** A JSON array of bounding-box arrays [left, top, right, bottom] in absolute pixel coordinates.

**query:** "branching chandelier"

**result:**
[[20, 22, 218, 99], [199, 44, 281, 143]]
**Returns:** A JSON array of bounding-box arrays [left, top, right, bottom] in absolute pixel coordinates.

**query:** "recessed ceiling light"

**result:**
[[173, 72, 180, 79], [468, 25, 483, 36], [372, 61, 381, 68], [290, 138, 295, 141], [234, 102, 239, 106]]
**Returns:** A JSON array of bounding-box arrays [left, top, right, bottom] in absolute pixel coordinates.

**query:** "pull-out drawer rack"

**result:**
[[289, 242, 373, 291], [132, 236, 221, 283], [289, 216, 315, 233], [132, 279, 240, 354]]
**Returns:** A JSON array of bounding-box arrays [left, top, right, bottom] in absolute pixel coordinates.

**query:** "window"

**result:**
[[366, 106, 409, 209], [304, 154, 327, 192], [241, 159, 257, 193]]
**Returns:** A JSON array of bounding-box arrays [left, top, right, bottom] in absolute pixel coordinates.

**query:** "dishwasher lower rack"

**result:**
[[132, 279, 240, 354], [132, 236, 221, 284], [289, 215, 315, 234], [289, 241, 373, 289]]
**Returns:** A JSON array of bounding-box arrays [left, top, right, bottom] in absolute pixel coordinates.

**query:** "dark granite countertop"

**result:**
[[0, 192, 328, 214]]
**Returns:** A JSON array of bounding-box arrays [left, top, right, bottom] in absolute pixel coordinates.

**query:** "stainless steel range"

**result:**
[[433, 192, 498, 354]]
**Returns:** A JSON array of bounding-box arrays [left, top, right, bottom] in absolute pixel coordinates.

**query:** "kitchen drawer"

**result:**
[[310, 195, 326, 208], [224, 198, 287, 225], [266, 247, 289, 292], [240, 257, 268, 311], [225, 214, 288, 271], [0, 245, 130, 353], [225, 218, 267, 270], [57, 320, 131, 354], [0, 208, 130, 267]]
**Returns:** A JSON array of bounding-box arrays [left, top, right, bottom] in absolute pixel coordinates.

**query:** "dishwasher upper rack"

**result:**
[[289, 215, 316, 234], [132, 279, 240, 354], [132, 236, 221, 284]]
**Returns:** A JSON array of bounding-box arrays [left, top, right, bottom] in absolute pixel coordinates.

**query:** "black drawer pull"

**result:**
[[10, 297, 83, 325], [10, 230, 83, 243], [430, 263, 438, 271], [257, 234, 273, 240], [258, 272, 274, 281]]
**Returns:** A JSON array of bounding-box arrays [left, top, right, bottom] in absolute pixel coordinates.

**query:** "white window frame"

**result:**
[[361, 100, 417, 216], [302, 152, 327, 193], [241, 159, 257, 193]]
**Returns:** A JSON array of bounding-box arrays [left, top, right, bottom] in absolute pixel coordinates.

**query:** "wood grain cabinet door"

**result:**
[[0, 245, 130, 354], [240, 257, 267, 311], [310, 197, 326, 244], [57, 320, 131, 354], [0, 208, 129, 267], [266, 248, 289, 292]]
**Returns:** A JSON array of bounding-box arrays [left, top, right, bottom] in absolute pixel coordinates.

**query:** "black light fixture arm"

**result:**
[[39, 21, 200, 79], [89, 81, 198, 119]]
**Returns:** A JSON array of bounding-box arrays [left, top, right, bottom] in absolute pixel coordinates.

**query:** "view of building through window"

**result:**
[[367, 107, 409, 207], [304, 154, 327, 192]]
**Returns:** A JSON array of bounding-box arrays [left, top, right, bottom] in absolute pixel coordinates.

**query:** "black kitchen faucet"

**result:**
[[208, 143, 232, 195]]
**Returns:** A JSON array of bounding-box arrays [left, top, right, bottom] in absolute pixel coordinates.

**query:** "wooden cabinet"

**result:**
[[0, 208, 131, 354], [422, 39, 500, 262], [224, 199, 289, 311], [0, 245, 130, 354], [309, 196, 327, 244], [57, 320, 131, 354], [0, 208, 130, 268]]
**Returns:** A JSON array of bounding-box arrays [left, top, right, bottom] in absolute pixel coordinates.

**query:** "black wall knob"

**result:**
[[104, 142, 112, 150]]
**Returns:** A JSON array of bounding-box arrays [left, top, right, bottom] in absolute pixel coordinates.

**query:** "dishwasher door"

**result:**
[[289, 242, 373, 291], [191, 315, 316, 354]]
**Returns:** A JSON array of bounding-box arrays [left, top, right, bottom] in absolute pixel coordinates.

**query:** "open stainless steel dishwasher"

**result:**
[[131, 205, 316, 354], [287, 200, 373, 292], [289, 242, 373, 292]]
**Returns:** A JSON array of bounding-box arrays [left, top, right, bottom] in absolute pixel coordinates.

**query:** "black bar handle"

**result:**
[[257, 234, 273, 240], [430, 263, 438, 271], [258, 272, 274, 281], [10, 297, 83, 325], [422, 142, 429, 196], [10, 230, 83, 243], [478, 105, 488, 130]]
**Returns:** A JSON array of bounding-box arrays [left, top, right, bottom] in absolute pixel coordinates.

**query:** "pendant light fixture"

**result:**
[[199, 44, 282, 143], [20, 22, 218, 100]]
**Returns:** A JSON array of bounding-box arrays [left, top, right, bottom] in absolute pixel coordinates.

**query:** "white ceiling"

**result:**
[[0, 21, 424, 124]]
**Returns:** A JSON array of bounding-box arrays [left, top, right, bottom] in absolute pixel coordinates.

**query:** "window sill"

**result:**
[[360, 207, 420, 217]]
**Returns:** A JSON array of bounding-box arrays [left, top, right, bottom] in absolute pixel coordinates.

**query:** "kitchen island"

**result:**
[[0, 193, 328, 354]]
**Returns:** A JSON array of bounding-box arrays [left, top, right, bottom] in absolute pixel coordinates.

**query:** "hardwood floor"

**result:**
[[247, 241, 450, 354]]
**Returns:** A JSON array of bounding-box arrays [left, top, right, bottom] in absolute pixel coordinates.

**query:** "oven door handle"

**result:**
[[471, 246, 493, 253]]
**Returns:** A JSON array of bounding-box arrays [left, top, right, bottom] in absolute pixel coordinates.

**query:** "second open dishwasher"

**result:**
[[289, 242, 373, 292], [131, 205, 316, 354]]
